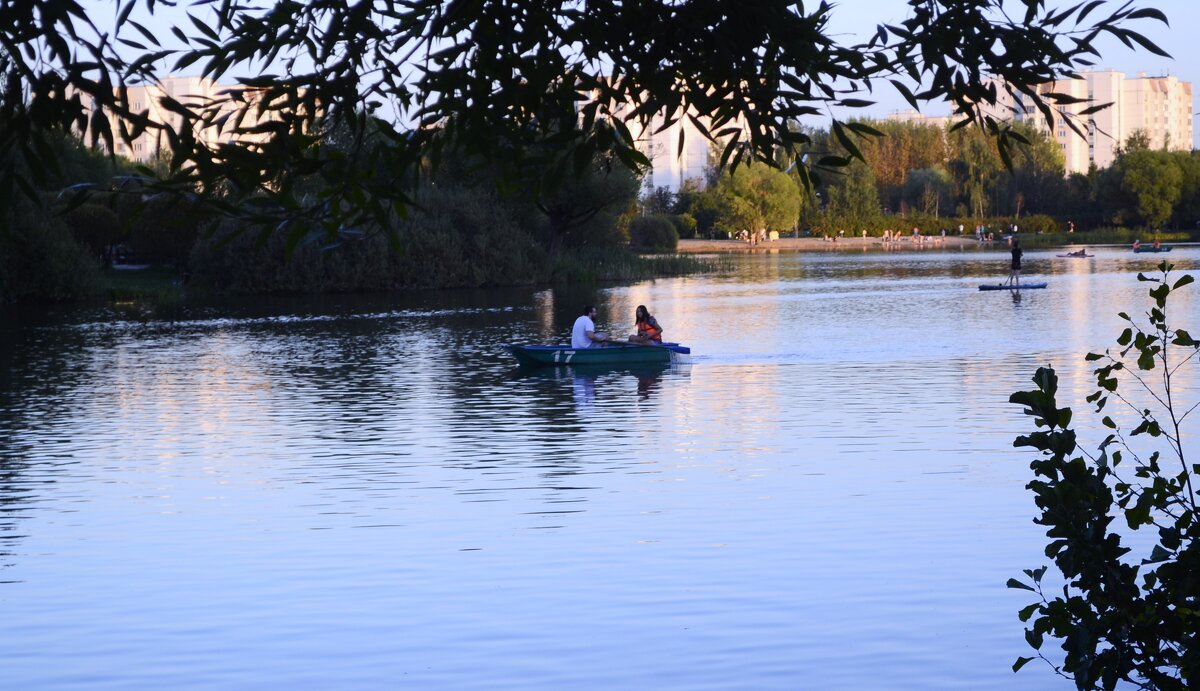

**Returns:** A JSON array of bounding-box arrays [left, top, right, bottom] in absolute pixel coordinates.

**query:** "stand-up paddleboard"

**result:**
[[979, 282, 1047, 291]]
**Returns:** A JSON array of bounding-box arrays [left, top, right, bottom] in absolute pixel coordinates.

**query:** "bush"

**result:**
[[59, 203, 124, 263], [189, 183, 549, 293], [0, 202, 102, 302], [189, 220, 397, 294], [669, 213, 698, 239], [628, 214, 679, 251], [122, 194, 210, 265], [1018, 214, 1058, 234]]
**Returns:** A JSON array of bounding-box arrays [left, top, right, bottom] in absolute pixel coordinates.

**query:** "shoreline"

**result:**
[[676, 236, 981, 253]]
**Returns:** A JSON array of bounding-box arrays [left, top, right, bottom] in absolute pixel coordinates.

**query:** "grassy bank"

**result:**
[[103, 266, 187, 302], [90, 247, 724, 303], [551, 248, 729, 283]]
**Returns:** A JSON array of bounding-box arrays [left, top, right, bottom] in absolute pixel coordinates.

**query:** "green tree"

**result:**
[[1170, 152, 1200, 231], [857, 120, 949, 212], [641, 186, 675, 216], [947, 126, 1004, 219], [675, 181, 722, 238], [824, 161, 881, 230], [1119, 150, 1184, 230], [1009, 264, 1200, 690], [709, 162, 801, 237], [713, 191, 759, 239], [531, 156, 641, 256], [0, 0, 1169, 238], [997, 123, 1067, 217], [1061, 167, 1102, 230], [902, 167, 953, 217]]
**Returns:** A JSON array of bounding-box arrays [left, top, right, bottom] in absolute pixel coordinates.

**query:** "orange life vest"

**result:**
[[637, 317, 662, 341]]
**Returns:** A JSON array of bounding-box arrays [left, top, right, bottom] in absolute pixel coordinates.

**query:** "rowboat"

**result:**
[[979, 282, 1047, 291], [1133, 246, 1172, 253], [1055, 253, 1092, 258], [509, 342, 691, 367]]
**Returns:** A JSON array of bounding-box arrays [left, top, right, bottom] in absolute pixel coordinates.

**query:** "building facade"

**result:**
[[981, 70, 1193, 174], [593, 88, 749, 194], [76, 75, 303, 162], [623, 110, 714, 193]]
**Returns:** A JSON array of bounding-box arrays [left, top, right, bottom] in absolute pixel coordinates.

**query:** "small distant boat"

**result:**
[[1133, 246, 1172, 253], [1056, 253, 1093, 258], [979, 282, 1048, 291], [509, 342, 691, 367]]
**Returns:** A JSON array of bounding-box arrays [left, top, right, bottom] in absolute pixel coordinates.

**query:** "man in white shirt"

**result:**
[[571, 305, 607, 349]]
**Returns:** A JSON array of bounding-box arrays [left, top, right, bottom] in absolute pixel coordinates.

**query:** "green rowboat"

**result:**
[[508, 342, 691, 367]]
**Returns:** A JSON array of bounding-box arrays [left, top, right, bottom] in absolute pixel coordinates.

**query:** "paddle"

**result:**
[[603, 338, 665, 348], [602, 338, 694, 356]]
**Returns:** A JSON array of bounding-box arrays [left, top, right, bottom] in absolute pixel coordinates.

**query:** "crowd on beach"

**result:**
[[739, 222, 1017, 247]]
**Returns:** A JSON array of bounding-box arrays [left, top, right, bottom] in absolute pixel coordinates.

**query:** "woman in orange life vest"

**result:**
[[629, 305, 663, 344]]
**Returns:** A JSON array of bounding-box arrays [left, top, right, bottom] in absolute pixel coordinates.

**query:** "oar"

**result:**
[[603, 338, 661, 348], [603, 338, 690, 355]]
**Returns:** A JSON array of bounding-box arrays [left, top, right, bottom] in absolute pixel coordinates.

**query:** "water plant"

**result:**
[[1009, 261, 1199, 689]]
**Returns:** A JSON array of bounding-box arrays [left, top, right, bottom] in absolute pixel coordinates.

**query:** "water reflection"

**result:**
[[0, 246, 1197, 690], [514, 362, 679, 406]]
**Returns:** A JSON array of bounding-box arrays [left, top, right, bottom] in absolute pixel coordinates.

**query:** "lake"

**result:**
[[2, 244, 1197, 689]]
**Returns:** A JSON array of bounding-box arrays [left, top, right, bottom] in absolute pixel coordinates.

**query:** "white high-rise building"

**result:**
[[981, 70, 1193, 174], [76, 75, 310, 162], [590, 85, 749, 194], [623, 110, 715, 193]]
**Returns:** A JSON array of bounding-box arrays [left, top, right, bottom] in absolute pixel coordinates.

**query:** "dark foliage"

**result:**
[[1010, 264, 1200, 689], [0, 1, 1169, 241], [628, 215, 679, 252]]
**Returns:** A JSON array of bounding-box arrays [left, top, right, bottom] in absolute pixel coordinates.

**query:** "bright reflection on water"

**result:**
[[1, 246, 1197, 689]]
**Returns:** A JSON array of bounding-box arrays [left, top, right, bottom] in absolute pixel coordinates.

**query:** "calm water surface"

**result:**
[[2, 245, 1197, 689]]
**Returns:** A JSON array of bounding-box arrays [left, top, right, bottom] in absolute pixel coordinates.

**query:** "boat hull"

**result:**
[[1133, 247, 1172, 253], [509, 343, 690, 367]]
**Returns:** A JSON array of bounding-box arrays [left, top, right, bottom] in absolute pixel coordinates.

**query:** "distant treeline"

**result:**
[[643, 121, 1200, 239], [0, 131, 697, 303], [5, 121, 1199, 303]]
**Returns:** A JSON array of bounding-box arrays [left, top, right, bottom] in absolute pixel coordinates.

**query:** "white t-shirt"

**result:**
[[571, 315, 597, 349]]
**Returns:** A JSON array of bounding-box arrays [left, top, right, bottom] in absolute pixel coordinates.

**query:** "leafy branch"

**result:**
[[0, 0, 1173, 240], [1008, 263, 1200, 690]]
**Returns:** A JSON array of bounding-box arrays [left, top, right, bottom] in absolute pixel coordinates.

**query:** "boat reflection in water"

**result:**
[[513, 361, 688, 410]]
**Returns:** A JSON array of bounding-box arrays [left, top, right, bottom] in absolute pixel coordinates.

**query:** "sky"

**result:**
[[87, 0, 1200, 145]]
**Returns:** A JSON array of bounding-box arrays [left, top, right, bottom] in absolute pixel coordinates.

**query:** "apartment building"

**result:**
[[623, 110, 714, 193], [884, 109, 953, 129], [76, 75, 306, 162], [591, 85, 750, 194], [981, 70, 1193, 174]]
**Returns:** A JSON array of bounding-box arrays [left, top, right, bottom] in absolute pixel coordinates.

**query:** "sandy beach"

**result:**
[[676, 236, 981, 252]]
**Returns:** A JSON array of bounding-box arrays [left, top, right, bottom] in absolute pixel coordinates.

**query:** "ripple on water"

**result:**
[[4, 250, 1198, 689]]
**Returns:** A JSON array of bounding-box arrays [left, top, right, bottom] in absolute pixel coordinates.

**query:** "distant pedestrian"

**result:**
[[1008, 239, 1023, 287]]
